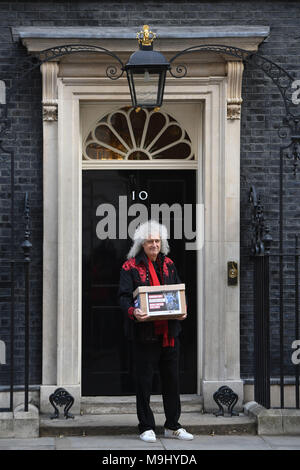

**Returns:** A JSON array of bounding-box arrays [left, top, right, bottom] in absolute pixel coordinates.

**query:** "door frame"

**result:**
[[81, 168, 198, 395], [81, 101, 202, 396], [40, 74, 243, 413]]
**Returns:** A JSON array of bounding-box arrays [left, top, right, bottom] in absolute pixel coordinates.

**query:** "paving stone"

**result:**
[[261, 435, 300, 448], [55, 435, 164, 450], [0, 437, 55, 450], [161, 434, 272, 450]]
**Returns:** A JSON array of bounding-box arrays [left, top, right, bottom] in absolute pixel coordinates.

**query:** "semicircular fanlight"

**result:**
[[83, 107, 194, 161]]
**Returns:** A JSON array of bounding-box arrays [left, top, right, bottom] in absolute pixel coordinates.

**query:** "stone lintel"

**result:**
[[11, 25, 269, 55]]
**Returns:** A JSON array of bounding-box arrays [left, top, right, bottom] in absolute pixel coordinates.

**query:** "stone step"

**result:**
[[80, 394, 203, 415], [39, 412, 257, 437]]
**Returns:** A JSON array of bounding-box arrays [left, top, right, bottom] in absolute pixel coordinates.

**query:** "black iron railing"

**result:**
[[274, 242, 300, 409], [253, 254, 271, 408], [250, 186, 300, 409], [0, 261, 15, 412], [0, 193, 31, 412]]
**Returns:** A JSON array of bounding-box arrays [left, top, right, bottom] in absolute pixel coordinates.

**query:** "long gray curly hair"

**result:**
[[127, 220, 170, 260]]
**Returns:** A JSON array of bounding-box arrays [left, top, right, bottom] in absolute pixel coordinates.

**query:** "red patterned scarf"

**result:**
[[147, 257, 174, 348]]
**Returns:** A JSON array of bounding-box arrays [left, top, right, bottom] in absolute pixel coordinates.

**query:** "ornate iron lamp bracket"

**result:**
[[0, 44, 126, 141], [168, 44, 298, 118], [0, 40, 299, 143], [168, 44, 300, 177]]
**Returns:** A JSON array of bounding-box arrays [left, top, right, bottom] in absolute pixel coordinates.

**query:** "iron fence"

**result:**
[[0, 193, 31, 412], [251, 185, 300, 409]]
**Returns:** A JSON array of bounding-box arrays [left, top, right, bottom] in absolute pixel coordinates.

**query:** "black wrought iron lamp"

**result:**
[[124, 25, 170, 110]]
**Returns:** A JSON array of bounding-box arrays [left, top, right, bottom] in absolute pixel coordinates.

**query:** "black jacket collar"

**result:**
[[135, 250, 165, 266]]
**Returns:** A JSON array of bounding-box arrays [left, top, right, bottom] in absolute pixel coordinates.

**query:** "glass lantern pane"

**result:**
[[133, 71, 160, 107]]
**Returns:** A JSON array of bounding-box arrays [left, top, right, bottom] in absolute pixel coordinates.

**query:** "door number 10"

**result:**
[[132, 190, 148, 201]]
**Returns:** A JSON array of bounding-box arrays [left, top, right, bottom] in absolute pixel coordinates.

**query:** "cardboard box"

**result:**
[[133, 284, 186, 321]]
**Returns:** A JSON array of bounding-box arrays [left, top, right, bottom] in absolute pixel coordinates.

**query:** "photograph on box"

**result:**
[[133, 284, 186, 319], [146, 290, 181, 316]]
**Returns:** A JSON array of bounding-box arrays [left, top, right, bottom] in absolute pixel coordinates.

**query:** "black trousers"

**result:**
[[133, 337, 182, 434]]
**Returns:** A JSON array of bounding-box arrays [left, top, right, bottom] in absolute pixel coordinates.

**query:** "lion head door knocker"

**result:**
[[49, 387, 75, 419], [213, 386, 239, 417]]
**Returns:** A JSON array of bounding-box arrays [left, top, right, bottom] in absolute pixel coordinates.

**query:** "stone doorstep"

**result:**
[[244, 401, 300, 435], [80, 394, 203, 415], [39, 412, 257, 437], [0, 412, 14, 438], [0, 404, 39, 439]]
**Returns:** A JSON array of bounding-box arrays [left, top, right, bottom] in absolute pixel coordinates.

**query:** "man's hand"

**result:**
[[133, 308, 149, 322], [178, 313, 187, 320]]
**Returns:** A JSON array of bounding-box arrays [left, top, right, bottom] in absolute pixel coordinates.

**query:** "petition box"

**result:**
[[133, 284, 186, 321]]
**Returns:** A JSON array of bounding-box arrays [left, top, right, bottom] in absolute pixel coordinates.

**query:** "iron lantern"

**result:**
[[124, 25, 170, 110]]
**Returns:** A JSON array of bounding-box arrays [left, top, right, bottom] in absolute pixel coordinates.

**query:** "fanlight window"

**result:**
[[83, 107, 194, 161]]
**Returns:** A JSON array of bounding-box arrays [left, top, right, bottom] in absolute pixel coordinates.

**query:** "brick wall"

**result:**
[[0, 0, 300, 386]]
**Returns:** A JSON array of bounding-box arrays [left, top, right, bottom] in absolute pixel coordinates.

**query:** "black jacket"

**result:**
[[118, 250, 182, 342]]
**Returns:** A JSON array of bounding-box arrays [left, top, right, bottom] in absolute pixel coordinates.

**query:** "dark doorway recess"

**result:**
[[82, 169, 197, 395]]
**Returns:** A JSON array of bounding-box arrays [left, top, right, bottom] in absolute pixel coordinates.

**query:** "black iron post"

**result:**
[[295, 235, 300, 408], [279, 146, 284, 408], [250, 186, 272, 408], [253, 254, 270, 408], [9, 260, 14, 412], [21, 193, 32, 412]]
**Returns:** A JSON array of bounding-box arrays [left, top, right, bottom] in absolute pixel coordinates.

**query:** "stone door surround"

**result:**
[[13, 26, 269, 413]]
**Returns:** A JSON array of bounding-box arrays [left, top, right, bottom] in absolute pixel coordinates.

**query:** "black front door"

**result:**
[[82, 169, 197, 395]]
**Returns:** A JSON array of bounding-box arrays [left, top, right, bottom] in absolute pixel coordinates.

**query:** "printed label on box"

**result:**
[[146, 290, 181, 315]]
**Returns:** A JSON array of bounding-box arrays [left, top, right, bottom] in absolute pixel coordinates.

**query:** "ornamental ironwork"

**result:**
[[49, 387, 75, 419], [213, 385, 239, 417]]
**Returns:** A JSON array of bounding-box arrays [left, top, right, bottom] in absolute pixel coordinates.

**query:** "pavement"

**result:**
[[0, 434, 300, 451]]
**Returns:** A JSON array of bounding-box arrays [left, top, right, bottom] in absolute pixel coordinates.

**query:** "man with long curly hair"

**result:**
[[118, 220, 193, 443]]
